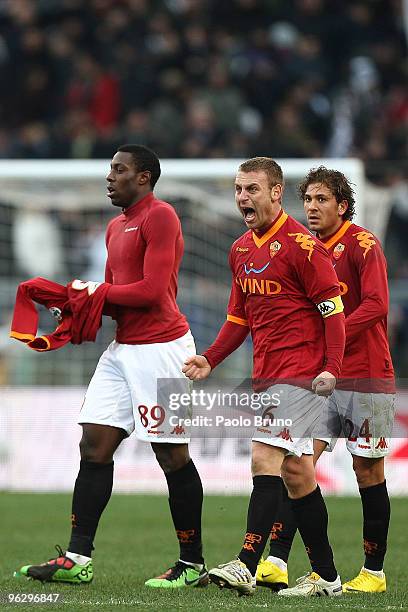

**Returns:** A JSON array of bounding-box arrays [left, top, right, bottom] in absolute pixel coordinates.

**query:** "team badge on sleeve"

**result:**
[[316, 295, 344, 318], [269, 240, 282, 258]]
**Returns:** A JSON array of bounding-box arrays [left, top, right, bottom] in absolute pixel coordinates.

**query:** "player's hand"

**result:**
[[312, 371, 336, 396], [182, 355, 212, 381]]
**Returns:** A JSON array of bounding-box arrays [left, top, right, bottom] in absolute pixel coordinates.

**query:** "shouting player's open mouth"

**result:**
[[241, 206, 256, 224]]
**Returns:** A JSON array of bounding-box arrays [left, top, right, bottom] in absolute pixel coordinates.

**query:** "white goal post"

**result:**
[[0, 157, 365, 223]]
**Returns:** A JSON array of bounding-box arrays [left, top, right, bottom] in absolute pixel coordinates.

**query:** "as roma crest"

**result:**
[[269, 240, 282, 259], [333, 243, 345, 260]]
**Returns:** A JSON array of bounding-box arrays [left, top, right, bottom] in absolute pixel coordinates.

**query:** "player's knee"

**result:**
[[251, 452, 265, 475], [281, 460, 303, 491], [79, 424, 125, 463], [79, 440, 105, 462], [251, 442, 286, 476], [352, 456, 384, 487], [79, 433, 113, 463], [282, 455, 316, 498], [152, 443, 190, 473]]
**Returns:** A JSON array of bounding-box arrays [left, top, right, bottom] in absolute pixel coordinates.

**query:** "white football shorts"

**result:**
[[252, 384, 326, 457], [78, 330, 196, 442], [315, 390, 396, 457]]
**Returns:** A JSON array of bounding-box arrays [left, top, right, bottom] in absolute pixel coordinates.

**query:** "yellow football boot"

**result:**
[[256, 557, 288, 591], [343, 568, 386, 593]]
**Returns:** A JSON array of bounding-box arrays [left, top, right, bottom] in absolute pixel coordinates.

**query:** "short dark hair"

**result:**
[[117, 144, 161, 188], [298, 166, 356, 221], [239, 157, 284, 188]]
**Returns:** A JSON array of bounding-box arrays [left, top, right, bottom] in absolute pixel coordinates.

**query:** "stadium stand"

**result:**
[[0, 0, 405, 173]]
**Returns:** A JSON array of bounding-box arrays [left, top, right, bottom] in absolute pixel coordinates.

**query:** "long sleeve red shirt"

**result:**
[[320, 220, 395, 391], [104, 192, 189, 344], [203, 210, 345, 390]]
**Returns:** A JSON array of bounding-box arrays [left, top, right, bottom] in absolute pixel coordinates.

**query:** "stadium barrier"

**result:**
[[1, 387, 407, 495]]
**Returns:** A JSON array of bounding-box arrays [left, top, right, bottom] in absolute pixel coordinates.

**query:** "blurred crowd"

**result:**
[[0, 0, 406, 183]]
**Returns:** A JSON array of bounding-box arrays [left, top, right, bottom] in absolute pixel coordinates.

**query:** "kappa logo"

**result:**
[[236, 246, 249, 252], [353, 231, 376, 258], [333, 242, 345, 260], [317, 300, 336, 316], [375, 437, 388, 450], [278, 428, 292, 441], [125, 226, 139, 232], [288, 232, 315, 261], [170, 425, 185, 435], [269, 240, 282, 259], [71, 279, 101, 296]]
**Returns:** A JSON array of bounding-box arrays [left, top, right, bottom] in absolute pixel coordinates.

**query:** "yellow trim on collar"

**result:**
[[324, 220, 352, 250], [252, 212, 288, 248]]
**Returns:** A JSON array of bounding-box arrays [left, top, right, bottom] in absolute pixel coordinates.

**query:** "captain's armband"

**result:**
[[316, 295, 344, 318]]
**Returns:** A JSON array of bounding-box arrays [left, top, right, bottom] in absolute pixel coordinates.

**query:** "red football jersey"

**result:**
[[227, 210, 342, 386], [10, 277, 109, 351], [105, 192, 189, 344], [321, 220, 395, 391]]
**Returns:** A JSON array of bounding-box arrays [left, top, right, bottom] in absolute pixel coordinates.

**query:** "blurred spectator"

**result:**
[[12, 209, 65, 278], [181, 100, 226, 158], [256, 102, 321, 157], [65, 54, 121, 131], [197, 62, 246, 132], [0, 0, 404, 167]]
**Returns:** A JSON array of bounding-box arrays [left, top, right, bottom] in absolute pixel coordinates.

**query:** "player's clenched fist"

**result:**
[[182, 355, 212, 380], [312, 370, 336, 396]]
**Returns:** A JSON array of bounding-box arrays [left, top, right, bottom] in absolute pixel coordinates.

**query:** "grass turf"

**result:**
[[0, 493, 407, 611]]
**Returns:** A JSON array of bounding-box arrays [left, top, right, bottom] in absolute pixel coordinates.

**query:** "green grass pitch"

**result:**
[[0, 493, 407, 611]]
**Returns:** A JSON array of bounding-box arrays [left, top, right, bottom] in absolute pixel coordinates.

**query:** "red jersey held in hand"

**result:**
[[321, 220, 395, 392], [10, 277, 109, 351], [225, 210, 343, 387], [104, 192, 189, 344]]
